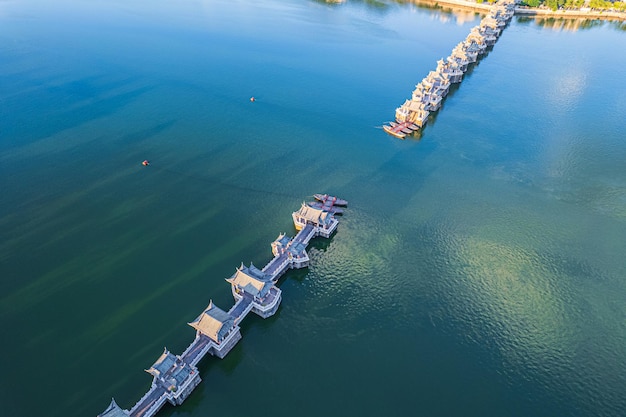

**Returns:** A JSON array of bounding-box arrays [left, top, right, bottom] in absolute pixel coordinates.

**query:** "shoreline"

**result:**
[[514, 7, 626, 21], [410, 0, 626, 22]]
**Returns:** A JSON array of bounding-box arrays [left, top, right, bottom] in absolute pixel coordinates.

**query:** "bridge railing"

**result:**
[[134, 393, 167, 417], [262, 253, 289, 276], [180, 336, 201, 360], [265, 256, 291, 281], [228, 295, 254, 322], [295, 224, 317, 245], [129, 386, 166, 417], [181, 335, 212, 367]]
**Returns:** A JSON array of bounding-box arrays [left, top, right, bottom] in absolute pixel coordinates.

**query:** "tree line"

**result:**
[[520, 0, 626, 11]]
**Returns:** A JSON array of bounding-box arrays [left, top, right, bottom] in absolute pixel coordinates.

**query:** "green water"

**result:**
[[1, 1, 625, 416]]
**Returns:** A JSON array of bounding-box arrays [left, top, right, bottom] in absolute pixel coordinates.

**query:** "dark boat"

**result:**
[[313, 194, 348, 206]]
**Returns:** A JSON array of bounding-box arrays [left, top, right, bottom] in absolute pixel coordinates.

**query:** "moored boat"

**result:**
[[383, 124, 406, 139], [313, 194, 348, 206]]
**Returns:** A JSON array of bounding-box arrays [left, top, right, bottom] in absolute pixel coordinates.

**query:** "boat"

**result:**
[[383, 124, 406, 139], [383, 120, 420, 138], [142, 160, 150, 166], [313, 194, 348, 206]]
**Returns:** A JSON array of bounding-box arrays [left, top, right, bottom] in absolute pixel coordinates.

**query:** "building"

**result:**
[[423, 71, 451, 97], [188, 301, 242, 358], [98, 399, 129, 417], [396, 99, 430, 128], [226, 263, 281, 318], [145, 349, 201, 406], [271, 233, 310, 269], [436, 59, 463, 84], [457, 41, 479, 63], [292, 203, 338, 238], [412, 84, 443, 112]]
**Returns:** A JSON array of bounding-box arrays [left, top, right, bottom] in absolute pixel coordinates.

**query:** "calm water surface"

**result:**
[[1, 1, 625, 416]]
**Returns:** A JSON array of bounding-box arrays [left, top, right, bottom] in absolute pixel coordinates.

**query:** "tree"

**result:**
[[523, 0, 542, 7]]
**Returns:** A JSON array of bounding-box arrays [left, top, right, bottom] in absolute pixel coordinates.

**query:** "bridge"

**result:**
[[98, 196, 347, 417], [384, 0, 516, 138]]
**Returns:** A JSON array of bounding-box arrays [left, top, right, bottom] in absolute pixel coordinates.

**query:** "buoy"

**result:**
[[250, 96, 255, 102], [142, 160, 149, 166]]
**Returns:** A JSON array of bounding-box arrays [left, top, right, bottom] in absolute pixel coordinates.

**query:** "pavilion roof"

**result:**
[[98, 399, 129, 417], [226, 263, 273, 298], [276, 233, 291, 246], [188, 301, 235, 342], [405, 100, 428, 112], [146, 348, 194, 388], [295, 203, 331, 225], [146, 348, 177, 379]]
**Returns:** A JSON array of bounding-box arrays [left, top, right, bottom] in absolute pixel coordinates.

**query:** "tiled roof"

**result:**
[[98, 398, 129, 417], [295, 203, 331, 225], [226, 263, 272, 298], [188, 301, 235, 342]]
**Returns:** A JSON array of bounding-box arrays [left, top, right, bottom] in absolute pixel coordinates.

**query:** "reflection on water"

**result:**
[[403, 0, 485, 24], [430, 227, 626, 417], [515, 15, 624, 31]]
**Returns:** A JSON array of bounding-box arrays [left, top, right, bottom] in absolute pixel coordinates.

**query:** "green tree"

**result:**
[[524, 0, 542, 7], [545, 0, 559, 10], [589, 0, 609, 9]]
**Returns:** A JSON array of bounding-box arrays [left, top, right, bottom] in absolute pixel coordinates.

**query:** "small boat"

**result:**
[[142, 160, 150, 166], [250, 96, 256, 102], [314, 194, 348, 206], [383, 124, 406, 139]]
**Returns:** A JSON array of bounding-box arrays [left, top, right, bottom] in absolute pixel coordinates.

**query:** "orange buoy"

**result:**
[[142, 160, 149, 166]]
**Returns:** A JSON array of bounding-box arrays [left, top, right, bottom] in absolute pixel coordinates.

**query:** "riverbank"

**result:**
[[514, 6, 626, 20], [412, 0, 492, 12], [411, 0, 626, 21]]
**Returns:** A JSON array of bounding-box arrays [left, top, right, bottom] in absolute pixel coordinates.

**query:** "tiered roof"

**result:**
[[98, 399, 129, 417], [467, 28, 487, 46], [275, 233, 291, 248], [401, 99, 428, 113], [146, 349, 195, 389], [188, 301, 236, 343], [226, 263, 273, 298], [294, 203, 332, 226]]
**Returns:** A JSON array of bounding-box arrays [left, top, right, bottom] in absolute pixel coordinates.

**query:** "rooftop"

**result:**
[[294, 203, 332, 225], [146, 349, 196, 389], [98, 399, 129, 417], [188, 301, 236, 343], [227, 263, 273, 298]]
